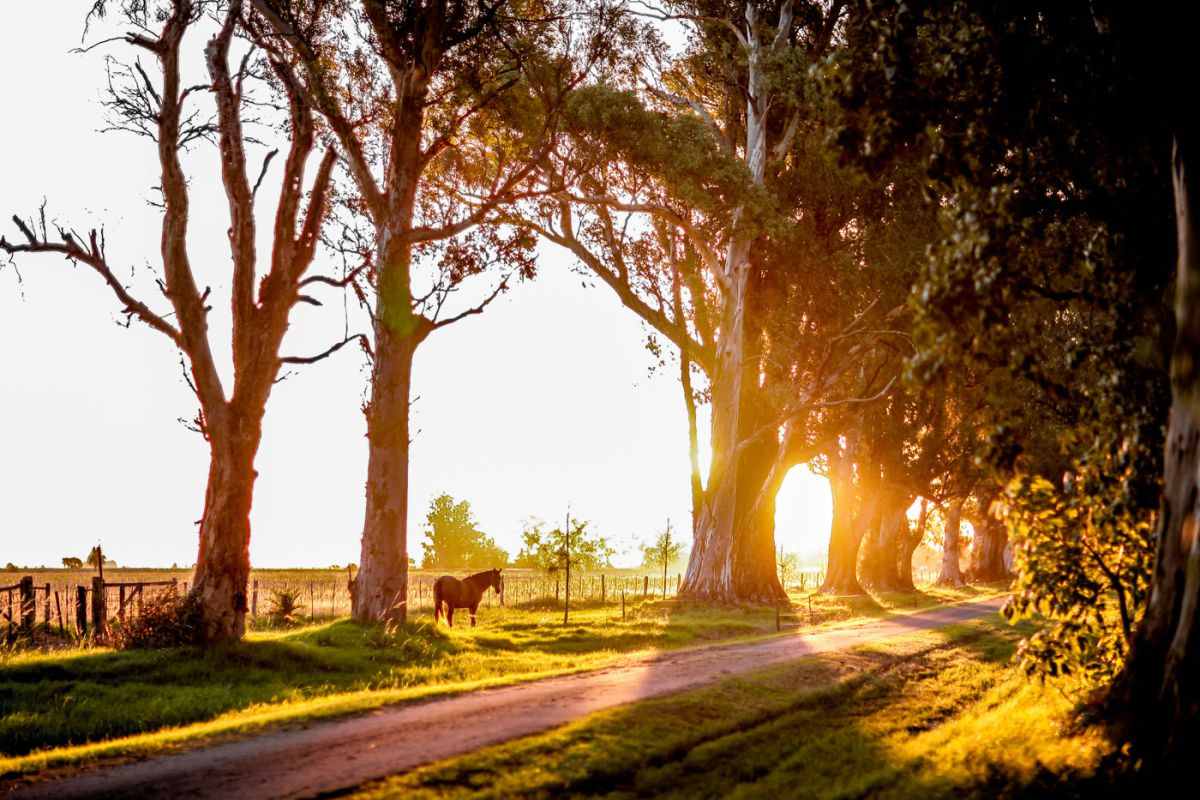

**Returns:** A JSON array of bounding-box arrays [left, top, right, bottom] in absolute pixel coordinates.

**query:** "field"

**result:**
[[0, 583, 999, 779], [353, 617, 1119, 799]]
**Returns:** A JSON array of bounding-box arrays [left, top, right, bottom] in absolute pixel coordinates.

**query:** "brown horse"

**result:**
[[433, 569, 502, 627]]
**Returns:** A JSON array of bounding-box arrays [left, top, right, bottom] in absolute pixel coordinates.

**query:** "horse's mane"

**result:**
[[465, 568, 499, 582]]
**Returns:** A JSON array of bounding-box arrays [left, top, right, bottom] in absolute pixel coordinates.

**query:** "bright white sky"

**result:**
[[0, 3, 832, 570]]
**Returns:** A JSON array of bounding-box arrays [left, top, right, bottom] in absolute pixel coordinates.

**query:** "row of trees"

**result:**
[[826, 0, 1197, 768]]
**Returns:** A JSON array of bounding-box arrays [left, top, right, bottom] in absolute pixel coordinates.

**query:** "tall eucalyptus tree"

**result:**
[[2, 0, 345, 642], [245, 0, 623, 621], [515, 1, 932, 601]]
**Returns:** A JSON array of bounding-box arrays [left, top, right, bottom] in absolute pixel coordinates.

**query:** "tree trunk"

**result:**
[[937, 498, 965, 587], [1112, 130, 1200, 764], [191, 419, 261, 643], [821, 443, 867, 595], [862, 490, 910, 591], [681, 390, 787, 602], [969, 512, 1009, 582], [896, 497, 929, 592], [354, 322, 421, 624]]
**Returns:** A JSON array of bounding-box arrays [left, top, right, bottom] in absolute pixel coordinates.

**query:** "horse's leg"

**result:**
[[470, 603, 478, 627], [447, 606, 454, 627]]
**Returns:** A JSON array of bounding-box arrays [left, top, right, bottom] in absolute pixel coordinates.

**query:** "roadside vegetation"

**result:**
[[0, 585, 997, 777], [352, 618, 1120, 799]]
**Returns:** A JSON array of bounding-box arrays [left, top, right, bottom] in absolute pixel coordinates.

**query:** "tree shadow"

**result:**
[[0, 619, 457, 757]]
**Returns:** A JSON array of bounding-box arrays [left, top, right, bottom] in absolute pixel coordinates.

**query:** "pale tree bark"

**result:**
[[1113, 128, 1200, 764], [2, 0, 342, 643], [937, 497, 966, 587], [677, 1, 793, 604]]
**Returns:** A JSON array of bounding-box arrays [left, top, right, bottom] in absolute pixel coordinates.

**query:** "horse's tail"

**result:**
[[433, 579, 442, 624]]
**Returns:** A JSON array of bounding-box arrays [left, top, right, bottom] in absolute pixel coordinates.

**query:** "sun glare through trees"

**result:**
[[1, 0, 1198, 796]]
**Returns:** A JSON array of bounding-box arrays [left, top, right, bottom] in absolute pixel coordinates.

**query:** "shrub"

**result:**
[[267, 589, 305, 626], [112, 591, 201, 649]]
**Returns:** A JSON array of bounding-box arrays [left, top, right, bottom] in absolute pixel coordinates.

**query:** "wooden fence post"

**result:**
[[19, 576, 35, 632], [643, 575, 648, 598], [53, 590, 64, 633], [118, 585, 126, 623], [621, 590, 626, 621], [309, 582, 314, 621], [252, 580, 259, 618], [601, 574, 606, 604], [76, 585, 88, 635], [91, 576, 108, 638], [43, 583, 51, 626]]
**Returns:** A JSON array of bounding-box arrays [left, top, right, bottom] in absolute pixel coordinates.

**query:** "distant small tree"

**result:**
[[776, 551, 801, 592], [62, 557, 84, 569], [420, 494, 509, 570], [516, 517, 614, 573], [86, 546, 104, 570], [4, 563, 17, 571], [643, 523, 685, 599]]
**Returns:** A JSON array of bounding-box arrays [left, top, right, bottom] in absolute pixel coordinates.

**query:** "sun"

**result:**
[[774, 464, 833, 562]]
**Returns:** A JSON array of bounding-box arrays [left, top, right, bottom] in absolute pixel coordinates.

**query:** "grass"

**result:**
[[0, 585, 996, 778], [350, 617, 1118, 799]]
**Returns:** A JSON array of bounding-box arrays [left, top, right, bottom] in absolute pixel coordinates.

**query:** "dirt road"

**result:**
[[9, 598, 1004, 799]]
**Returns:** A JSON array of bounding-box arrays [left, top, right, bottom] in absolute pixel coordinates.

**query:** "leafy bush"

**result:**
[[112, 591, 201, 649], [1001, 442, 1155, 685]]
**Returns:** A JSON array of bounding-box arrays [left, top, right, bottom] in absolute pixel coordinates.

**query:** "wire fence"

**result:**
[[2, 565, 882, 641]]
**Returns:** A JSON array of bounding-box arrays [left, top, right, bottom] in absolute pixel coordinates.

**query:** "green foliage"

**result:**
[[1002, 452, 1155, 684], [513, 517, 614, 573], [641, 527, 685, 573], [561, 84, 758, 222], [831, 0, 1172, 688], [419, 494, 509, 570]]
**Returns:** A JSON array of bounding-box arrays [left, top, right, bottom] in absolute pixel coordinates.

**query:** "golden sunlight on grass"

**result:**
[[350, 620, 1116, 799]]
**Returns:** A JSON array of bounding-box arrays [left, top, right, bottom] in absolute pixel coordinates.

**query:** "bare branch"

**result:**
[[280, 333, 372, 365], [1, 214, 182, 345]]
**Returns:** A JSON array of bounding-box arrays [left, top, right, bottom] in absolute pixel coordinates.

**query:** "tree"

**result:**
[[776, 550, 800, 592], [245, 0, 620, 623], [85, 546, 104, 571], [515, 517, 614, 573], [936, 498, 965, 588], [420, 494, 509, 570], [2, 0, 348, 642], [642, 522, 684, 599], [62, 557, 84, 570], [520, 1, 930, 603]]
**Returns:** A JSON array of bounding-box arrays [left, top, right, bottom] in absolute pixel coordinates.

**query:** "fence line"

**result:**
[[2, 566, 884, 638]]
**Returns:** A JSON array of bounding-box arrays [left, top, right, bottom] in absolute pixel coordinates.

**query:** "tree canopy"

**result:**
[[420, 494, 509, 570]]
